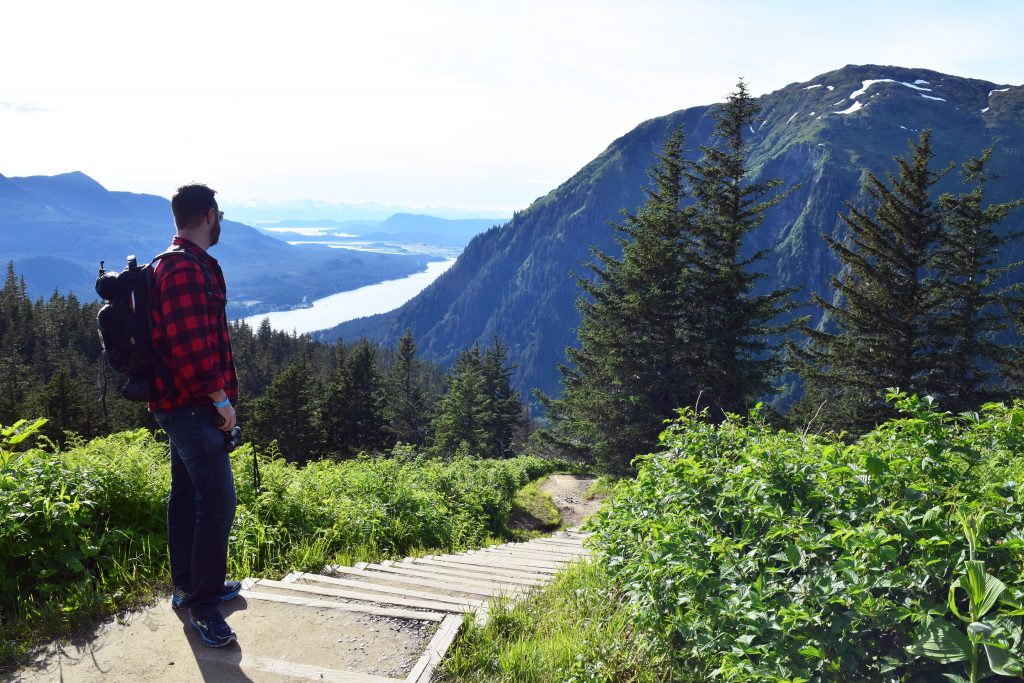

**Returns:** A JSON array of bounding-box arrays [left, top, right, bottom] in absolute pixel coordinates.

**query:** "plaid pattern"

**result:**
[[148, 237, 238, 412]]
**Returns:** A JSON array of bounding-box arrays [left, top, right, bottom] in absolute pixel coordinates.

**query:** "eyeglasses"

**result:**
[[217, 210, 224, 221]]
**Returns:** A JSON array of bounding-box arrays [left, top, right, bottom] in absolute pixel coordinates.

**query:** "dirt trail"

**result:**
[[539, 474, 603, 528]]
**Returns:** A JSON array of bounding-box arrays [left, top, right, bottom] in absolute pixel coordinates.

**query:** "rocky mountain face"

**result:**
[[322, 65, 1024, 405]]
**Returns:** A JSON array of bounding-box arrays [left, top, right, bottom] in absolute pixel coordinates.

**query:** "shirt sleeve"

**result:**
[[156, 261, 224, 396]]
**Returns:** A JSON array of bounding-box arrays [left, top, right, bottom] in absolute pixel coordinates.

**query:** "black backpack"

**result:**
[[95, 249, 212, 402]]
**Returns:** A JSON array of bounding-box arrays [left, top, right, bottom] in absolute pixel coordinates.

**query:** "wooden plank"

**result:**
[[436, 557, 559, 575], [323, 564, 519, 599], [532, 537, 587, 545], [478, 548, 579, 562], [365, 563, 528, 592], [471, 550, 568, 566], [519, 540, 589, 553], [239, 589, 444, 622], [395, 560, 545, 587], [291, 572, 483, 608], [472, 547, 568, 561], [460, 557, 565, 573], [418, 557, 557, 579], [407, 614, 464, 683], [408, 558, 550, 582], [250, 578, 473, 614], [533, 536, 588, 545], [504, 543, 588, 557]]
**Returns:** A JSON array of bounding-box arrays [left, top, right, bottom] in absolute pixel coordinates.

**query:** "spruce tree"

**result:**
[[431, 344, 487, 457], [480, 338, 523, 458], [684, 79, 801, 417], [793, 130, 948, 432], [540, 127, 697, 471], [383, 330, 432, 447], [246, 360, 321, 463], [320, 340, 387, 457], [932, 149, 1024, 407]]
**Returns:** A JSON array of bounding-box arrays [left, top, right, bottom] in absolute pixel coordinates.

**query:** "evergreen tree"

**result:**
[[540, 127, 698, 470], [684, 79, 801, 417], [793, 130, 948, 432], [544, 81, 797, 472], [480, 338, 523, 458], [320, 340, 387, 457], [383, 330, 432, 447], [246, 360, 321, 463], [931, 149, 1024, 410], [431, 345, 487, 458]]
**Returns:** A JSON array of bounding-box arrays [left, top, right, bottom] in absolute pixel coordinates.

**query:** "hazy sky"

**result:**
[[2, 0, 1021, 215]]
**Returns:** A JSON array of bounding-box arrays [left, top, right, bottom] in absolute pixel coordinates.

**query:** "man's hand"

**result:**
[[209, 390, 236, 431], [216, 402, 237, 431]]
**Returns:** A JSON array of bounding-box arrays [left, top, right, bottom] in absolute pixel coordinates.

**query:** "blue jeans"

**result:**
[[153, 404, 236, 617]]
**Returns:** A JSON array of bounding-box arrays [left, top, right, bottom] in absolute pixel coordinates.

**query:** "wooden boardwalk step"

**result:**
[[245, 534, 593, 682]]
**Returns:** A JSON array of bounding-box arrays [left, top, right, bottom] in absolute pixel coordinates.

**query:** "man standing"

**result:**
[[149, 184, 241, 648]]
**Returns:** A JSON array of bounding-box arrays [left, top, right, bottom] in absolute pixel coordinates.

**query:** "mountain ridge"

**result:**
[[320, 64, 1024, 406]]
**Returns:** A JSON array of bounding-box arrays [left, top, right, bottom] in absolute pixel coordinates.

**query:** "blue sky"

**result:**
[[1, 0, 1021, 217]]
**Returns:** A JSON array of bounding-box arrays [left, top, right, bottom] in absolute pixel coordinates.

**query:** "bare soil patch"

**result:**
[[538, 474, 603, 529]]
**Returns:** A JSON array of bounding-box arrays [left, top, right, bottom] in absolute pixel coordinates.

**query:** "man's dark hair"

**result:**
[[171, 184, 218, 230]]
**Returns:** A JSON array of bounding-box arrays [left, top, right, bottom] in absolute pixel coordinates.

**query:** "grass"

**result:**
[[509, 477, 561, 530], [437, 559, 663, 683], [583, 475, 619, 500]]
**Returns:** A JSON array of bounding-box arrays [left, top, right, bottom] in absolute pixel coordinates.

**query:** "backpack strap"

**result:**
[[150, 248, 221, 303]]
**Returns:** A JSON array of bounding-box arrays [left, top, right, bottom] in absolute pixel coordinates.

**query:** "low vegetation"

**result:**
[[509, 477, 561, 530], [443, 393, 1024, 682], [0, 422, 557, 668], [438, 561, 648, 683]]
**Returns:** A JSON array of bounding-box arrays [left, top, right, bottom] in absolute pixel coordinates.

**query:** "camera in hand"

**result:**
[[224, 426, 242, 452]]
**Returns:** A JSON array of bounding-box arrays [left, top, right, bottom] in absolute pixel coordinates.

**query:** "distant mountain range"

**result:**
[[321, 64, 1024, 407], [257, 213, 507, 248], [0, 173, 477, 317]]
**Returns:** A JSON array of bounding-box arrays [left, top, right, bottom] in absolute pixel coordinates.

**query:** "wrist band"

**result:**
[[213, 397, 230, 408]]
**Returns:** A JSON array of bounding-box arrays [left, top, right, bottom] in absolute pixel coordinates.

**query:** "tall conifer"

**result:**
[[793, 131, 948, 432], [932, 150, 1024, 407], [541, 127, 697, 471], [685, 80, 801, 416], [383, 329, 432, 446]]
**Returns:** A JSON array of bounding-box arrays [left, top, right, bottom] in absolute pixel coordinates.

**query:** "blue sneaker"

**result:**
[[189, 610, 237, 648], [172, 580, 242, 609]]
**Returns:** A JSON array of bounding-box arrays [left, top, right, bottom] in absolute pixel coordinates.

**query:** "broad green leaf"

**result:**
[[864, 455, 888, 475], [906, 619, 971, 664], [966, 560, 1005, 619], [985, 643, 1024, 677]]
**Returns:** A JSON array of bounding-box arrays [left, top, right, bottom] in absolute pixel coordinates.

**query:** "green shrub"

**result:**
[[0, 430, 557, 668], [588, 393, 1024, 682]]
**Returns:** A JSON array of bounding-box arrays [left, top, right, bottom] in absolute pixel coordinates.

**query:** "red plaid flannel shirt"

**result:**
[[148, 236, 238, 413]]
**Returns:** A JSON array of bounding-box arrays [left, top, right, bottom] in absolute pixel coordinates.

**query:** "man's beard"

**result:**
[[210, 220, 221, 246]]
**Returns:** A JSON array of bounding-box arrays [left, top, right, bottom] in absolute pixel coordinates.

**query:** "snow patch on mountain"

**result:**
[[989, 87, 1011, 97], [850, 79, 935, 100], [804, 84, 822, 89], [835, 101, 864, 115]]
